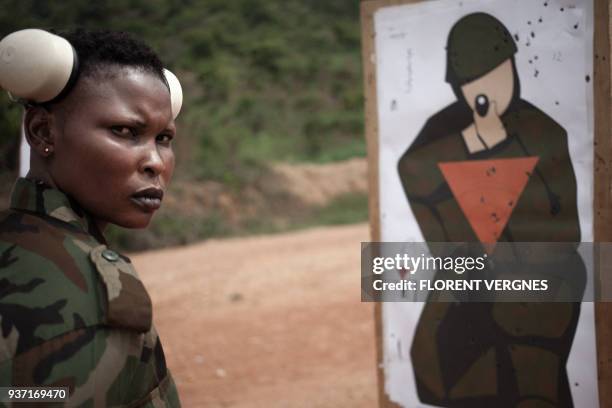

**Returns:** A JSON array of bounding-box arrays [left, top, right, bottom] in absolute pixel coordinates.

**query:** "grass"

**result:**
[[299, 192, 369, 227], [106, 192, 369, 252]]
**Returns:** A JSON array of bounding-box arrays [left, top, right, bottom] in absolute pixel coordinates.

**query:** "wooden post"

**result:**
[[594, 0, 611, 406]]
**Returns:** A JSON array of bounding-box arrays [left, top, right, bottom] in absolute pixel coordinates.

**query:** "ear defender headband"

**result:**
[[0, 28, 183, 119]]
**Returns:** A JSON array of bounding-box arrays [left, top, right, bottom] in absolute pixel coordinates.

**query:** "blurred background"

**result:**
[[0, 1, 376, 406], [0, 0, 369, 251]]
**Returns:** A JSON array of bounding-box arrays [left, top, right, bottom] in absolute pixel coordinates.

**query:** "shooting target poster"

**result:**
[[360, 0, 612, 406]]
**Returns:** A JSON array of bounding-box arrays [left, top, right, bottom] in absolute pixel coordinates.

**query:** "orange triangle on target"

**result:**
[[438, 157, 539, 251]]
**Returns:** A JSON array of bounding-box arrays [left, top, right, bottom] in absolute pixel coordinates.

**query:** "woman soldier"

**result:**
[[0, 29, 181, 406]]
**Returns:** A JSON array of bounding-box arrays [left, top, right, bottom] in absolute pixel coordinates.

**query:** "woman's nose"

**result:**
[[139, 144, 165, 177]]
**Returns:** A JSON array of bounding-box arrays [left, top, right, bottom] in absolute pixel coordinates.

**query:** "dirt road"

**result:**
[[132, 223, 377, 407]]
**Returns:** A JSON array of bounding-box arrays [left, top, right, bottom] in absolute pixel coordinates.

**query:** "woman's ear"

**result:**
[[23, 106, 55, 157]]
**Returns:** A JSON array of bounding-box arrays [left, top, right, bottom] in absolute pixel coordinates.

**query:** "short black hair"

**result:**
[[57, 28, 166, 83]]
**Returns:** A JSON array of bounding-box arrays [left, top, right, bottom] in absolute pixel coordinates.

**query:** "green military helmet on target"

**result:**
[[445, 12, 518, 86]]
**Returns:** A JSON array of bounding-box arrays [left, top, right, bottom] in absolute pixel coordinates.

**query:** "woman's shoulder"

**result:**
[[0, 207, 152, 350], [0, 207, 104, 338], [0, 208, 160, 399]]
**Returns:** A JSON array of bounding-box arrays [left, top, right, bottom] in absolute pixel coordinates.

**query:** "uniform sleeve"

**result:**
[[0, 324, 180, 407], [397, 103, 479, 243], [0, 239, 180, 407], [397, 139, 476, 243], [509, 105, 581, 243], [398, 147, 450, 241], [542, 125, 581, 242]]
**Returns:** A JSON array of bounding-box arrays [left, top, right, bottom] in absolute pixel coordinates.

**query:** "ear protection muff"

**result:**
[[0, 29, 76, 104], [0, 28, 183, 119], [163, 68, 183, 120]]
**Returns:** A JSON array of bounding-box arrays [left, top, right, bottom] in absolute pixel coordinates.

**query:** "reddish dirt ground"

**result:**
[[132, 223, 377, 407]]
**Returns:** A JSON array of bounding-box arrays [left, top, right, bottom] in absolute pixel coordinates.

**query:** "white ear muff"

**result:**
[[163, 68, 182, 119], [0, 29, 182, 118], [0, 29, 76, 103]]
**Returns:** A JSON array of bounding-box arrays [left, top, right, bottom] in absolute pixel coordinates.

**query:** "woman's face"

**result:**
[[47, 67, 176, 229]]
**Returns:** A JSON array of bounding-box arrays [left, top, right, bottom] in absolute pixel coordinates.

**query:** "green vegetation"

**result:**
[[106, 192, 369, 252], [242, 192, 369, 236], [304, 192, 369, 226], [105, 210, 231, 251], [0, 1, 364, 181]]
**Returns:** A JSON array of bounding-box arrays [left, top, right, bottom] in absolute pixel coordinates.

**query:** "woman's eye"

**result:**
[[111, 126, 136, 138], [156, 134, 174, 144]]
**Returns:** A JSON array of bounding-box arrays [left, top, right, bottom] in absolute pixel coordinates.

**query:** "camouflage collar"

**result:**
[[10, 177, 106, 243]]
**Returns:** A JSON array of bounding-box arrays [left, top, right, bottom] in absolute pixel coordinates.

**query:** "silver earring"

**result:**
[[44, 147, 50, 154]]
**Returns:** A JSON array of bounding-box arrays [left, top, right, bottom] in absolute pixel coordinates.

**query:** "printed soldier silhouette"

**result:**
[[398, 13, 585, 407]]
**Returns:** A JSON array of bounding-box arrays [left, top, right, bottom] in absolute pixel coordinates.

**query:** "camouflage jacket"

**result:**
[[0, 178, 181, 407]]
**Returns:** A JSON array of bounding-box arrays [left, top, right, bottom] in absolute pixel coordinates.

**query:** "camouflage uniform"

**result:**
[[0, 178, 181, 407], [398, 13, 584, 408]]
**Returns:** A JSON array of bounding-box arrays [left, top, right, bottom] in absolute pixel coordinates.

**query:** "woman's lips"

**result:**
[[131, 187, 164, 211], [131, 196, 162, 211]]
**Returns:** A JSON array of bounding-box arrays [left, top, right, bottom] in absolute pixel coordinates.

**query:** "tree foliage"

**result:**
[[0, 0, 364, 181]]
